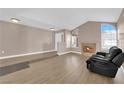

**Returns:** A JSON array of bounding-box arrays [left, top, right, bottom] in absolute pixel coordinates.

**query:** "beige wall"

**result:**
[[0, 20, 117, 57], [71, 21, 116, 53], [0, 21, 55, 57], [117, 9, 124, 50], [0, 24, 2, 57], [117, 9, 124, 67]]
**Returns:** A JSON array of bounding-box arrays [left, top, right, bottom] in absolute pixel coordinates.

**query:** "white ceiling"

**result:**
[[0, 8, 122, 31]]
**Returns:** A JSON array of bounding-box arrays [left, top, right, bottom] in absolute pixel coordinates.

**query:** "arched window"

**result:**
[[101, 24, 117, 51]]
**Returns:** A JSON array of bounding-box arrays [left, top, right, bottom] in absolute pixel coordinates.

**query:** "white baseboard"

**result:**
[[70, 51, 81, 54], [57, 51, 81, 55], [0, 50, 56, 60], [0, 50, 57, 67], [57, 51, 71, 55]]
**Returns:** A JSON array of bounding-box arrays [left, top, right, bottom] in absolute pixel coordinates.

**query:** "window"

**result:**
[[55, 32, 64, 50], [101, 24, 117, 51], [66, 34, 71, 48], [71, 35, 78, 47]]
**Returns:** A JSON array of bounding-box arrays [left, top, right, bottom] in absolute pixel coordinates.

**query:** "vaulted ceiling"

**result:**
[[0, 8, 122, 31]]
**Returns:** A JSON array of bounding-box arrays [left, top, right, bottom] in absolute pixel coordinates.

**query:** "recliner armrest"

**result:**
[[91, 57, 110, 64], [96, 52, 107, 56]]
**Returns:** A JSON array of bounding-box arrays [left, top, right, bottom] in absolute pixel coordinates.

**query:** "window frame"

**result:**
[[101, 24, 117, 51], [71, 35, 78, 48]]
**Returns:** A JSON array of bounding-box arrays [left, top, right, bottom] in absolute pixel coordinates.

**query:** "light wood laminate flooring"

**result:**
[[0, 53, 124, 84]]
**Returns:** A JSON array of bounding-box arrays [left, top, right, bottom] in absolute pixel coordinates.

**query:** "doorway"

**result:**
[[55, 32, 64, 51]]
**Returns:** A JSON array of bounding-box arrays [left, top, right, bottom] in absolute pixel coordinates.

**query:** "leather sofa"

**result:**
[[86, 46, 122, 68], [86, 46, 124, 77], [96, 46, 118, 58]]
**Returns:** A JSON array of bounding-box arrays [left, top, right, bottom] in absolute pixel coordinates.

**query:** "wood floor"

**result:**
[[0, 53, 124, 84]]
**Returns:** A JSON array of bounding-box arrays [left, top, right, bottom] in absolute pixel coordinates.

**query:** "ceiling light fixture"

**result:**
[[50, 28, 55, 31], [11, 18, 20, 23]]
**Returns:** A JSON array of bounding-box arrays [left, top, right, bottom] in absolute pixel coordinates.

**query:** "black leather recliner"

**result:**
[[96, 46, 118, 57], [88, 53, 124, 77], [86, 46, 124, 77], [86, 46, 122, 68]]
